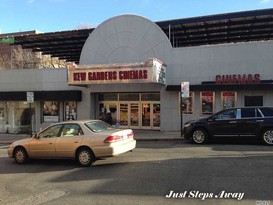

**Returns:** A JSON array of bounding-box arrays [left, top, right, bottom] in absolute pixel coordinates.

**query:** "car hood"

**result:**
[[185, 117, 208, 124], [11, 138, 32, 146]]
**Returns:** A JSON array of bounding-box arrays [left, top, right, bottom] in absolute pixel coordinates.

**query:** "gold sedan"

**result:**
[[7, 120, 136, 167]]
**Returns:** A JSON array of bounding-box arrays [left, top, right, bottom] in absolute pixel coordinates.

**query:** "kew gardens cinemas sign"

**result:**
[[67, 58, 166, 85]]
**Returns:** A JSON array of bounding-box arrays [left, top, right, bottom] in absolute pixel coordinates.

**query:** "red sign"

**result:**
[[67, 58, 166, 85], [216, 74, 260, 84], [73, 70, 148, 82]]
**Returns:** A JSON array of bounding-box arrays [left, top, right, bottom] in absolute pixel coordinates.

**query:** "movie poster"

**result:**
[[43, 101, 59, 122], [182, 92, 194, 114], [222, 91, 237, 109], [201, 92, 215, 115]]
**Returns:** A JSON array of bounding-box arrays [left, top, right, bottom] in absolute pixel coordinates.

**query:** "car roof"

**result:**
[[53, 119, 101, 125]]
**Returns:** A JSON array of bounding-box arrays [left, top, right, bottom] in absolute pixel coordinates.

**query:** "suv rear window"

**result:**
[[241, 108, 256, 118], [259, 107, 273, 117]]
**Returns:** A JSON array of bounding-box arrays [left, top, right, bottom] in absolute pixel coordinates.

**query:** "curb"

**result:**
[[135, 138, 184, 141], [0, 138, 185, 145]]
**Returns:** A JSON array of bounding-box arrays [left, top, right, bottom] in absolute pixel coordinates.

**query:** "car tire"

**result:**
[[261, 129, 273, 145], [14, 147, 29, 164], [192, 128, 208, 144], [76, 148, 95, 167]]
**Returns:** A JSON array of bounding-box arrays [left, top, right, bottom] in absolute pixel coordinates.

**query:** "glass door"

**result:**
[[99, 102, 117, 125], [120, 103, 129, 126], [153, 103, 160, 128], [141, 103, 151, 127], [130, 103, 139, 127]]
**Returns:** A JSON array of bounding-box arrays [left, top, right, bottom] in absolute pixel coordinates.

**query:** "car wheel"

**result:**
[[262, 129, 273, 145], [14, 147, 29, 164], [76, 148, 95, 167], [192, 128, 208, 144]]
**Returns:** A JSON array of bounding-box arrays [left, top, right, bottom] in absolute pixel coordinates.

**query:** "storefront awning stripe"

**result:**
[[166, 84, 273, 91], [0, 91, 82, 101]]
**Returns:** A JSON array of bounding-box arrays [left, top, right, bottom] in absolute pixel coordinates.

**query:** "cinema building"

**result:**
[[1, 9, 273, 134]]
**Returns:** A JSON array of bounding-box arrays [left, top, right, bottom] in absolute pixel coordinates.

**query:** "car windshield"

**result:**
[[84, 121, 115, 133]]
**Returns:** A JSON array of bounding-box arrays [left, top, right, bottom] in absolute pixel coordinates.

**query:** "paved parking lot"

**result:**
[[0, 139, 272, 205]]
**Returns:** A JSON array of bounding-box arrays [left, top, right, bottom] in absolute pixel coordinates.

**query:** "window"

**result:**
[[64, 101, 77, 120], [259, 107, 273, 117], [221, 91, 237, 109], [244, 96, 263, 107], [119, 93, 140, 101], [85, 121, 115, 133], [214, 109, 237, 120], [200, 92, 215, 115], [141, 93, 160, 101], [241, 108, 256, 118], [61, 124, 83, 136], [38, 124, 62, 138]]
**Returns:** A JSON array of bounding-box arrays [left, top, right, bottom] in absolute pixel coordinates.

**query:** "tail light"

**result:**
[[104, 135, 122, 143], [127, 131, 134, 138]]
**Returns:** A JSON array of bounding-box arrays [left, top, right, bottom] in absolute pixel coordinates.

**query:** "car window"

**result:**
[[214, 109, 237, 120], [241, 108, 256, 118], [38, 125, 62, 138], [85, 121, 115, 133], [61, 124, 83, 137], [259, 108, 273, 117]]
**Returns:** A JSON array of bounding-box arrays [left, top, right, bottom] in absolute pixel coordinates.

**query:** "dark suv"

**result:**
[[183, 107, 273, 145]]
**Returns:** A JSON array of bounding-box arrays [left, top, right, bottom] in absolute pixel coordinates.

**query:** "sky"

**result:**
[[1, 0, 273, 34]]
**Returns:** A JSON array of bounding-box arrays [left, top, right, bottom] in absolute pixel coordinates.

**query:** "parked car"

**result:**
[[183, 107, 273, 145], [7, 120, 136, 166]]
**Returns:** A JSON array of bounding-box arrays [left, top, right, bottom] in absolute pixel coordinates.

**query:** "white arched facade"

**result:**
[[80, 14, 172, 65]]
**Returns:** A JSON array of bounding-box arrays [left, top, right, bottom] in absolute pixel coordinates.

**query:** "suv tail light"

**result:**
[[104, 135, 122, 143]]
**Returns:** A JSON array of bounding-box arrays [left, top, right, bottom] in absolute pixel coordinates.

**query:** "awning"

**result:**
[[166, 84, 273, 91], [0, 90, 82, 101]]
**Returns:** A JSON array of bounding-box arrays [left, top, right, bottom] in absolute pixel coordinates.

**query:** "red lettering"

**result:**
[[254, 74, 260, 83], [237, 74, 247, 84], [216, 75, 221, 84], [143, 70, 148, 79], [247, 74, 253, 84], [73, 72, 86, 81], [216, 74, 261, 84], [113, 71, 117, 80]]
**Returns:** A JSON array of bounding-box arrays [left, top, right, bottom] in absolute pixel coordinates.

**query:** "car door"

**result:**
[[208, 108, 239, 137], [55, 123, 84, 158], [28, 124, 62, 158], [236, 108, 259, 137]]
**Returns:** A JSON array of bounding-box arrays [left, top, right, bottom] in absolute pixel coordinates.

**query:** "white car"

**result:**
[[8, 120, 136, 167]]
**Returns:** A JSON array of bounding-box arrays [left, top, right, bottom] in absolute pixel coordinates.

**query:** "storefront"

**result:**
[[68, 58, 166, 130], [0, 79, 82, 134], [1, 12, 273, 133]]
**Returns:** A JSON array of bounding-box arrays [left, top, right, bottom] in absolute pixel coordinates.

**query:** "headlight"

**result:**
[[184, 123, 191, 128]]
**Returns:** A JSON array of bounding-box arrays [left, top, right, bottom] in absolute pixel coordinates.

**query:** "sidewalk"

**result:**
[[133, 130, 182, 141], [0, 130, 183, 145]]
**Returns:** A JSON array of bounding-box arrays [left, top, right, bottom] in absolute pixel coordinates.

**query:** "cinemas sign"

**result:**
[[216, 74, 260, 84], [68, 58, 166, 85]]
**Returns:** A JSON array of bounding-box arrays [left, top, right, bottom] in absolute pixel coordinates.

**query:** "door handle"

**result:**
[[256, 120, 264, 122], [49, 142, 53, 144], [229, 121, 237, 124], [74, 141, 79, 143]]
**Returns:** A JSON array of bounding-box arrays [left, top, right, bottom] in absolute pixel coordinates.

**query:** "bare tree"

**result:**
[[0, 45, 68, 69], [0, 53, 10, 69]]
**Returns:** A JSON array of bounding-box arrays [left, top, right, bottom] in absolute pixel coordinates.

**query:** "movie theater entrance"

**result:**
[[98, 93, 160, 130]]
